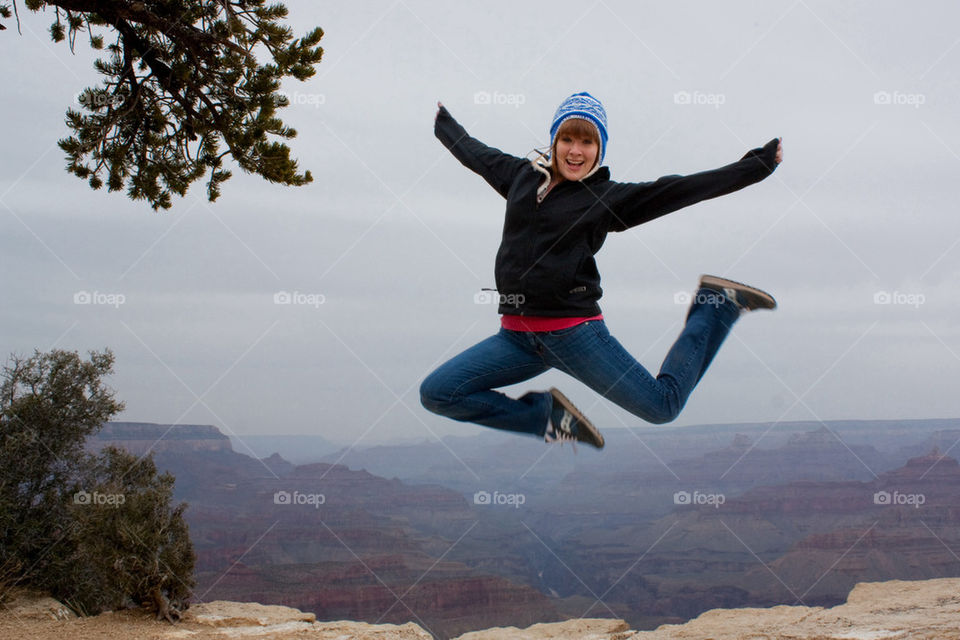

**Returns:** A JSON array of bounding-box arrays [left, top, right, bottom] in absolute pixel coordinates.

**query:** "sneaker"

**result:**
[[699, 275, 777, 312], [545, 388, 604, 449]]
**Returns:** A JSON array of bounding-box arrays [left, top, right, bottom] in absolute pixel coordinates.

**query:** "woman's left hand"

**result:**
[[775, 138, 784, 164]]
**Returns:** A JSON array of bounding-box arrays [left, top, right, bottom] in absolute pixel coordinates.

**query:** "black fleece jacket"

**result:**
[[434, 106, 779, 317]]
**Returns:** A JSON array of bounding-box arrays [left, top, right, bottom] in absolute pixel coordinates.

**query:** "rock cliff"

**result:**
[[3, 578, 960, 638], [90, 421, 233, 455]]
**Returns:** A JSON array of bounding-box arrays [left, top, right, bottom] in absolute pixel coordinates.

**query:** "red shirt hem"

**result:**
[[500, 314, 603, 332]]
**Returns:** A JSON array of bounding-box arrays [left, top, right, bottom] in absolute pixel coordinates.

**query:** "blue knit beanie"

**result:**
[[549, 92, 608, 165]]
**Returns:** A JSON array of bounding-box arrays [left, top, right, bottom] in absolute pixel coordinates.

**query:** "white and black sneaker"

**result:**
[[545, 388, 604, 449], [699, 275, 777, 312]]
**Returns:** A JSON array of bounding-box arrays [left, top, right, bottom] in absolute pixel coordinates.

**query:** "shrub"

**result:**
[[0, 349, 193, 621]]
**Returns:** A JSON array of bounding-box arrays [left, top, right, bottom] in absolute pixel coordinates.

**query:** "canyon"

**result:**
[[86, 419, 960, 638]]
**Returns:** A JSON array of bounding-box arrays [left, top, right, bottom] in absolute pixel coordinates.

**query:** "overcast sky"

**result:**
[[1, 1, 959, 451]]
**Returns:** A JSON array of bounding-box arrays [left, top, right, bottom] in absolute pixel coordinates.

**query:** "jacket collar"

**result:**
[[532, 159, 609, 202], [586, 166, 610, 182]]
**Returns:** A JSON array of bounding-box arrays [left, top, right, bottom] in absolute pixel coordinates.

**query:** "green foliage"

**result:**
[[0, 349, 124, 576], [2, 1, 323, 210], [63, 447, 194, 620], [0, 349, 194, 621]]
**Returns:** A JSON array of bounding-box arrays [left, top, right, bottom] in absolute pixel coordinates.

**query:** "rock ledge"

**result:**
[[3, 577, 960, 639]]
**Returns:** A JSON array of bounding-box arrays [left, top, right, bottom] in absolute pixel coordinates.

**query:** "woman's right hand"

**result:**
[[436, 101, 444, 120]]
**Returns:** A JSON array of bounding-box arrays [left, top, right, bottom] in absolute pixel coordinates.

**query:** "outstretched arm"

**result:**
[[434, 102, 530, 199], [606, 138, 783, 232]]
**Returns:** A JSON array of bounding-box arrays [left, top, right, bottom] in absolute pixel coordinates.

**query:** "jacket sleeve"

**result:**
[[434, 106, 530, 199], [606, 138, 780, 232]]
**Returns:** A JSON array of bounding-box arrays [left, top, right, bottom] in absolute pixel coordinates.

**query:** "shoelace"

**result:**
[[544, 418, 578, 453]]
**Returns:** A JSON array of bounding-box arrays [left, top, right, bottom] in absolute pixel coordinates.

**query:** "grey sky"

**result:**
[[1, 1, 959, 449]]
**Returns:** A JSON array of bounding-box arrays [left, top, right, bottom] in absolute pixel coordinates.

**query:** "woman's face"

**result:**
[[553, 125, 599, 181]]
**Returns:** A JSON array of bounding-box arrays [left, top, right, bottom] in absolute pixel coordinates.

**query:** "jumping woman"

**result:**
[[420, 92, 783, 449]]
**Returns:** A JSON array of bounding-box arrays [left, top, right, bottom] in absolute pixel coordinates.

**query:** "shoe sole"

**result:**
[[549, 388, 604, 449], [699, 275, 777, 311]]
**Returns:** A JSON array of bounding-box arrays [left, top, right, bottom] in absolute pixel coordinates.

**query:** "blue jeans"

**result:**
[[420, 288, 741, 437]]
